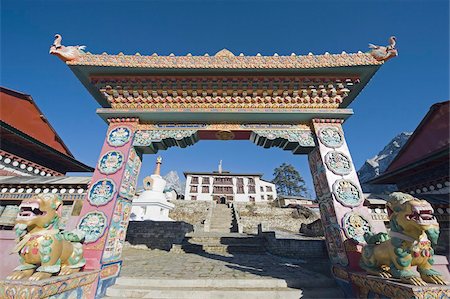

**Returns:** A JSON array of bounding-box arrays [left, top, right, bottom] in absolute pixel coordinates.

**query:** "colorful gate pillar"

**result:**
[[76, 118, 142, 297], [308, 119, 386, 291]]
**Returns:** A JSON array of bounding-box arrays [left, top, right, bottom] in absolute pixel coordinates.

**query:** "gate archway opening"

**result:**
[[50, 38, 396, 297]]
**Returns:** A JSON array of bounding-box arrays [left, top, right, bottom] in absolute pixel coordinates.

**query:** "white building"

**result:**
[[184, 163, 277, 203]]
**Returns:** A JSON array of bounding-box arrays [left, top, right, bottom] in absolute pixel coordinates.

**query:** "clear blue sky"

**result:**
[[1, 0, 449, 196]]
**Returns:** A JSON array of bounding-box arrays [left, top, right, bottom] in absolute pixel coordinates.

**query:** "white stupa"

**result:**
[[130, 157, 174, 221]]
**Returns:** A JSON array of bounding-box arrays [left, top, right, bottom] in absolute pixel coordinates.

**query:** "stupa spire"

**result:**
[[154, 156, 162, 175], [218, 160, 223, 174]]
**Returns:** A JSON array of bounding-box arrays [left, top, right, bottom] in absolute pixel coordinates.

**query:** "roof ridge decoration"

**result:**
[[215, 48, 235, 57], [49, 34, 397, 68]]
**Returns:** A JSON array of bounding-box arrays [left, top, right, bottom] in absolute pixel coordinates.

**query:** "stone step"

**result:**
[[187, 237, 263, 245], [209, 229, 232, 233], [186, 232, 253, 238], [106, 285, 303, 299], [210, 219, 232, 223], [116, 277, 289, 288], [116, 276, 337, 289], [209, 225, 232, 229], [210, 223, 232, 226], [179, 243, 266, 254]]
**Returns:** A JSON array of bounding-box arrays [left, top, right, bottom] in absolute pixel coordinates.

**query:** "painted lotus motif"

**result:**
[[107, 127, 131, 147], [88, 179, 116, 206], [325, 151, 352, 175], [332, 179, 363, 207], [318, 126, 343, 148], [342, 212, 372, 244], [78, 211, 107, 243], [98, 151, 124, 174]]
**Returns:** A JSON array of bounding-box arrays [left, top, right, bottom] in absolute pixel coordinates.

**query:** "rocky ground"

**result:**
[[169, 200, 212, 225], [168, 200, 320, 234], [235, 203, 319, 234]]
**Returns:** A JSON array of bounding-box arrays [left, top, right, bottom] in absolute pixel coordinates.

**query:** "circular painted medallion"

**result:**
[[107, 127, 131, 147], [332, 179, 363, 207], [77, 211, 107, 243], [325, 151, 352, 175], [342, 212, 372, 244], [88, 179, 116, 206], [98, 151, 124, 175], [318, 127, 344, 148]]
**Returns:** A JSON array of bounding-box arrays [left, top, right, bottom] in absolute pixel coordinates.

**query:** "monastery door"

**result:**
[[50, 39, 396, 298]]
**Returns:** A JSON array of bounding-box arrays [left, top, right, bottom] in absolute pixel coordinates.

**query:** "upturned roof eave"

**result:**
[[0, 121, 94, 173], [369, 147, 450, 185], [68, 63, 382, 109], [0, 87, 76, 157]]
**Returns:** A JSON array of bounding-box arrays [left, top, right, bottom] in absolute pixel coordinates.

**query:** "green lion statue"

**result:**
[[360, 192, 448, 286]]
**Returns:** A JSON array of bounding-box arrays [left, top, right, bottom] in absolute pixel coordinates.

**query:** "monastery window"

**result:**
[[260, 186, 264, 192], [249, 196, 255, 202], [266, 186, 273, 192], [237, 178, 244, 185], [191, 177, 199, 184], [261, 195, 265, 200], [248, 185, 256, 194], [191, 195, 197, 201], [267, 195, 274, 201], [213, 186, 233, 194], [202, 177, 210, 184], [237, 185, 244, 194], [248, 178, 255, 185], [213, 177, 233, 185], [190, 185, 198, 193], [202, 186, 209, 193]]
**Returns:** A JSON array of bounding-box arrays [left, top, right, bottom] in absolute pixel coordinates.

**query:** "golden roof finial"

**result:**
[[215, 49, 235, 57]]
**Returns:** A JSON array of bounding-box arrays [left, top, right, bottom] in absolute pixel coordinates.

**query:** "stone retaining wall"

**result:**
[[258, 226, 327, 259], [126, 221, 193, 251]]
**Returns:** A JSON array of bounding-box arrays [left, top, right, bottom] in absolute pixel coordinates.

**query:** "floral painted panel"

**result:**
[[332, 179, 363, 207], [324, 224, 349, 266], [107, 127, 131, 147], [119, 148, 142, 199], [342, 212, 372, 244], [325, 151, 352, 176], [98, 151, 124, 175], [318, 126, 344, 148], [102, 198, 132, 263], [78, 211, 107, 243], [88, 179, 116, 206]]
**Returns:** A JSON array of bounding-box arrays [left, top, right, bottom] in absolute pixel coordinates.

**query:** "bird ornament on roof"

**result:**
[[369, 36, 398, 62], [49, 34, 86, 62]]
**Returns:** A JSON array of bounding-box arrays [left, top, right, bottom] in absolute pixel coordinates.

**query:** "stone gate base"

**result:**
[[0, 271, 99, 299], [350, 272, 450, 299]]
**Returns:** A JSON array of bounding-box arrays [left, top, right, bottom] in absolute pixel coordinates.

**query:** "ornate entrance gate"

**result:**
[[50, 36, 397, 297]]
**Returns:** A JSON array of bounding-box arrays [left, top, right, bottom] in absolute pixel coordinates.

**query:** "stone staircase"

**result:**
[[172, 231, 266, 255], [105, 277, 344, 298], [209, 204, 233, 233], [105, 203, 345, 298]]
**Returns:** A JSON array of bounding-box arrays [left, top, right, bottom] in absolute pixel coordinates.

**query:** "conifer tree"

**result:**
[[271, 163, 308, 196]]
